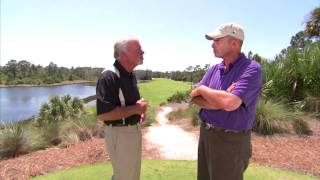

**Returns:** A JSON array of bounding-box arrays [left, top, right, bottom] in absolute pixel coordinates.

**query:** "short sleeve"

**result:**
[[231, 62, 262, 107], [96, 72, 118, 115], [197, 65, 215, 87]]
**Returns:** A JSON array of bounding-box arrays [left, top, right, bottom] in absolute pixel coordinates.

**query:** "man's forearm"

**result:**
[[200, 88, 228, 109], [198, 86, 242, 111], [98, 105, 139, 121], [191, 96, 219, 110]]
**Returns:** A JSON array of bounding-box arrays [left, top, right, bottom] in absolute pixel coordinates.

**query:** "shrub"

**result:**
[[43, 76, 56, 84], [76, 114, 99, 134], [167, 90, 191, 103], [190, 105, 200, 126], [300, 96, 320, 113], [61, 131, 80, 146], [292, 118, 313, 135], [254, 99, 294, 135], [0, 73, 7, 84], [37, 95, 84, 126], [0, 123, 30, 159], [59, 114, 100, 146], [83, 114, 104, 138], [24, 123, 52, 151], [142, 106, 156, 127], [39, 122, 62, 146], [94, 121, 106, 138], [60, 121, 91, 147], [167, 109, 186, 121], [167, 104, 200, 126]]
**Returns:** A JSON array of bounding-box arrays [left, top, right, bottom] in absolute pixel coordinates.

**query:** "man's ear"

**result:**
[[118, 51, 127, 59], [231, 39, 238, 48], [232, 39, 241, 49]]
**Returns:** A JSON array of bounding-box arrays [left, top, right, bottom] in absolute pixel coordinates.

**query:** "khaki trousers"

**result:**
[[104, 124, 142, 180]]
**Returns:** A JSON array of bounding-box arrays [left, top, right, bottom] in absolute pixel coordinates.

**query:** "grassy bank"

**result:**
[[139, 78, 190, 106]]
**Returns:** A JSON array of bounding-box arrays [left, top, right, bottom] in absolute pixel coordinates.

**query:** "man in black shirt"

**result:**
[[96, 36, 148, 180]]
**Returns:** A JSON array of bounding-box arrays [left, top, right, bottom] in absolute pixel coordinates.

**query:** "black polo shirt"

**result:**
[[96, 60, 141, 125]]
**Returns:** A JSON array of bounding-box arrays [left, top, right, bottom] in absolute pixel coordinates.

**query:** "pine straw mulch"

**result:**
[[251, 118, 320, 177], [0, 119, 319, 179], [0, 128, 160, 180]]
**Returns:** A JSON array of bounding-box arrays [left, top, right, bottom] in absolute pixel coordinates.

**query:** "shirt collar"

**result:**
[[114, 60, 133, 77], [218, 53, 246, 74]]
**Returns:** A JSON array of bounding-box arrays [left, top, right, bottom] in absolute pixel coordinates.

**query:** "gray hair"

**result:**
[[226, 36, 243, 49], [113, 36, 140, 59]]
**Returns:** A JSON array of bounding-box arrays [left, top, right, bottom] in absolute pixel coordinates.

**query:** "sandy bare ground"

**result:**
[[143, 104, 198, 160]]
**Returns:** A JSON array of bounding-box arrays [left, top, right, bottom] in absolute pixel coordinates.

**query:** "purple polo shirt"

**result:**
[[198, 53, 262, 131]]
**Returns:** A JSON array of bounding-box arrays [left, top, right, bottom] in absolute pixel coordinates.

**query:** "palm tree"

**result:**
[[290, 31, 312, 50], [301, 42, 320, 97], [37, 95, 85, 126], [37, 103, 50, 126], [298, 42, 320, 113], [304, 6, 320, 40], [70, 97, 83, 116]]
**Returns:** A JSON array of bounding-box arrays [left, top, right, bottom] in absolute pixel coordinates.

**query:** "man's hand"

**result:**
[[190, 85, 204, 99], [190, 85, 210, 99], [140, 113, 146, 123], [226, 82, 237, 92], [189, 84, 241, 111], [136, 98, 148, 114]]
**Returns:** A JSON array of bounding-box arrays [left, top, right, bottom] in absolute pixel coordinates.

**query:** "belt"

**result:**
[[105, 119, 139, 127], [201, 122, 250, 134]]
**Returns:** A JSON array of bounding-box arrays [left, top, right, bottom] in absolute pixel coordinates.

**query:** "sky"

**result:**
[[1, 0, 319, 72]]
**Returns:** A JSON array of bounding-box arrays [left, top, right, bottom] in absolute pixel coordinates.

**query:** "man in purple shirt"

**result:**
[[190, 23, 262, 180]]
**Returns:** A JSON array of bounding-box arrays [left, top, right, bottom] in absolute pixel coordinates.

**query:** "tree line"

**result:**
[[0, 61, 103, 85], [0, 59, 209, 85]]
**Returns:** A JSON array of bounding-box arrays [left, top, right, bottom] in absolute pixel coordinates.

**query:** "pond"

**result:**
[[0, 84, 96, 123]]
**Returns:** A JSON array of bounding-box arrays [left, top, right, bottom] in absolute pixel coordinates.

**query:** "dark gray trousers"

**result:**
[[197, 125, 252, 180]]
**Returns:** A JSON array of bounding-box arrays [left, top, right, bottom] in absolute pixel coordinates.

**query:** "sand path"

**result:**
[[144, 105, 198, 160]]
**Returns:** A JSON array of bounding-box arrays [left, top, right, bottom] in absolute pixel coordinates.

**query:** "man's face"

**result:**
[[211, 36, 232, 58], [125, 41, 145, 66]]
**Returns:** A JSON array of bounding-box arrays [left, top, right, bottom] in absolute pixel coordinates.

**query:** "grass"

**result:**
[[32, 160, 318, 180], [254, 99, 310, 135], [138, 78, 190, 125], [0, 122, 30, 158], [139, 78, 190, 106], [167, 104, 200, 126]]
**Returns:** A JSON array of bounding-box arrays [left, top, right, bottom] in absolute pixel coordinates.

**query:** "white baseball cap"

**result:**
[[205, 23, 245, 41]]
